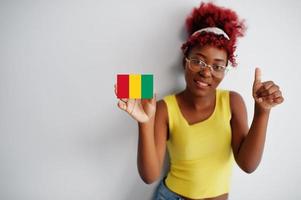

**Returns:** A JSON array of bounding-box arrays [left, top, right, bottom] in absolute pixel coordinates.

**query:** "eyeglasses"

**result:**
[[185, 57, 228, 77]]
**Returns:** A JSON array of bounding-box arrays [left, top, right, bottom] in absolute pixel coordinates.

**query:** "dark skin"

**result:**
[[115, 45, 284, 200]]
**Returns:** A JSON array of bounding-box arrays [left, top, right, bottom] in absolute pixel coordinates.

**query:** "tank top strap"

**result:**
[[163, 94, 182, 132], [216, 89, 232, 121]]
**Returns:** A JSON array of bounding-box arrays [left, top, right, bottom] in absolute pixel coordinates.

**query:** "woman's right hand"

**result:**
[[114, 84, 156, 123]]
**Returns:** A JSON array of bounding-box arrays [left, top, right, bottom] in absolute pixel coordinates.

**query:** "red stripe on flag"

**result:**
[[117, 74, 129, 98]]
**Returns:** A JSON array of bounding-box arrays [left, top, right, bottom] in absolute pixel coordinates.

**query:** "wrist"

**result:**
[[138, 116, 154, 126], [254, 102, 271, 116]]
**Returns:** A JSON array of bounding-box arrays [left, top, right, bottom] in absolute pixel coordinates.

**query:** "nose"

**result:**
[[198, 66, 212, 77]]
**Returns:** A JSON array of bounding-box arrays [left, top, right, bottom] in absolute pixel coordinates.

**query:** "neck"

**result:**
[[181, 88, 216, 110]]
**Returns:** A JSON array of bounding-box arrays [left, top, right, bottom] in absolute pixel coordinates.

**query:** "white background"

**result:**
[[0, 0, 300, 199]]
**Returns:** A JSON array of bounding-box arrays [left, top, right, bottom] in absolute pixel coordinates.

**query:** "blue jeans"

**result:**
[[153, 177, 184, 200]]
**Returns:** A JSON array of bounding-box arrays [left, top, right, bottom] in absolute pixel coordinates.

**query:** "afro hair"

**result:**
[[181, 2, 246, 67]]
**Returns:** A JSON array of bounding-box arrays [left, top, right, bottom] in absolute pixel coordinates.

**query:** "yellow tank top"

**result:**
[[163, 89, 234, 199]]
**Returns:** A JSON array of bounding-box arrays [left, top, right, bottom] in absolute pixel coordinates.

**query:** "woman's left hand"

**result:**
[[252, 67, 284, 111]]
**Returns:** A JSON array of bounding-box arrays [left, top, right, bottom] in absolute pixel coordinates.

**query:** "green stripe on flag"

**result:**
[[141, 74, 153, 99]]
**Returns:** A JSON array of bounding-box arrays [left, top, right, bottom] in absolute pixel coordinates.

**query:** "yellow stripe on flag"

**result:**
[[129, 74, 141, 98]]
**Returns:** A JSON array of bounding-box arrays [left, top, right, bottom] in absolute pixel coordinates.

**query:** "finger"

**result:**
[[258, 84, 279, 97], [114, 84, 117, 96], [270, 90, 282, 99], [120, 98, 129, 103], [268, 91, 283, 100], [153, 93, 157, 101], [262, 90, 283, 103], [265, 96, 275, 103], [149, 93, 157, 105], [254, 67, 261, 84], [262, 90, 281, 102], [265, 96, 283, 105], [149, 92, 156, 101], [256, 97, 263, 103], [117, 100, 127, 110], [130, 99, 137, 114], [256, 81, 274, 97], [273, 96, 284, 104], [259, 96, 275, 104]]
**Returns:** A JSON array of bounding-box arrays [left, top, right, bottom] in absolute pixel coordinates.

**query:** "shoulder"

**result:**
[[156, 99, 169, 123], [156, 93, 176, 125], [229, 90, 244, 103], [158, 94, 175, 111], [229, 90, 246, 115], [155, 99, 170, 139], [217, 89, 241, 103]]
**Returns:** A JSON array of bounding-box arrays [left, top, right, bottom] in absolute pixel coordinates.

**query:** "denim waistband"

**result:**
[[153, 177, 184, 200]]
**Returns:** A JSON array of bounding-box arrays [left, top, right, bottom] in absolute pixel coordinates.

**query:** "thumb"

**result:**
[[253, 67, 263, 103], [151, 93, 157, 104], [254, 67, 262, 84], [146, 92, 156, 104]]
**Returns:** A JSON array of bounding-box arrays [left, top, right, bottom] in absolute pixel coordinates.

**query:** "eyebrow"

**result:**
[[195, 53, 226, 62]]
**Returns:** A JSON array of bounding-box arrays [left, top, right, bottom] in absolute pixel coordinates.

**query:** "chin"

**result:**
[[188, 86, 211, 97], [189, 82, 215, 97]]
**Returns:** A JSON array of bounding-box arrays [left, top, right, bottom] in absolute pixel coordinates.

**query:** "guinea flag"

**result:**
[[117, 74, 153, 99]]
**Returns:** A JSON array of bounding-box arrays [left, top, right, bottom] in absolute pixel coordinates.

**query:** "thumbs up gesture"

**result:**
[[252, 68, 284, 110]]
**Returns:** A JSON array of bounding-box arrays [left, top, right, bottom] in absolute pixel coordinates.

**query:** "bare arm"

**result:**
[[137, 100, 168, 184], [115, 84, 167, 183], [230, 68, 284, 173], [230, 92, 271, 173]]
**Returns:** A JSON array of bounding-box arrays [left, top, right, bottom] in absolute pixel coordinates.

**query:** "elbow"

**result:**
[[140, 174, 159, 184], [137, 161, 161, 184], [237, 159, 259, 174], [239, 162, 258, 174], [142, 177, 156, 185], [138, 169, 160, 184], [242, 166, 257, 174]]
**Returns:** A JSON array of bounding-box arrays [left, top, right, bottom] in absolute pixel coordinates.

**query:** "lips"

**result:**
[[194, 79, 211, 88]]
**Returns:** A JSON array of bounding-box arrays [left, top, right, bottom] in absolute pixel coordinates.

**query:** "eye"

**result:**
[[212, 65, 225, 71], [190, 59, 199, 65], [189, 58, 207, 67]]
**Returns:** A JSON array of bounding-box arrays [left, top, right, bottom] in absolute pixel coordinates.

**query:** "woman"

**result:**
[[115, 2, 284, 200]]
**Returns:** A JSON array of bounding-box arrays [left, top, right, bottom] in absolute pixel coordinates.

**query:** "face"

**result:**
[[184, 44, 228, 97]]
